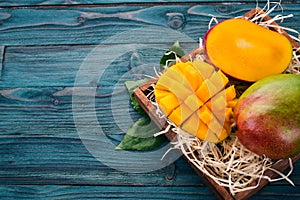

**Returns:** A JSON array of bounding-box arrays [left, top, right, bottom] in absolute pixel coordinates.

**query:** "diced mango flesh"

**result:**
[[154, 60, 237, 143], [168, 104, 194, 127], [184, 94, 204, 112], [156, 93, 180, 116]]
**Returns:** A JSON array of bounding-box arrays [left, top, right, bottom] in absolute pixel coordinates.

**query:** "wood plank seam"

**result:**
[[0, 2, 259, 9]]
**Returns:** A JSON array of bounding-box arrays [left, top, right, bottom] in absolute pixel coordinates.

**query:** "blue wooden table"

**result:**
[[0, 1, 299, 199]]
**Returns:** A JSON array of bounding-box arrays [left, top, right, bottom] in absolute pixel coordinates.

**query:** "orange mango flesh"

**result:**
[[204, 18, 293, 82], [154, 60, 237, 143]]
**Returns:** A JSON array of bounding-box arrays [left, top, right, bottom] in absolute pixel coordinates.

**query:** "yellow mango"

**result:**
[[204, 18, 293, 82], [155, 60, 237, 143]]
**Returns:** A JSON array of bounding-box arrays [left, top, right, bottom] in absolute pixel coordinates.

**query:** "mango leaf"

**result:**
[[116, 116, 166, 151], [160, 40, 185, 70], [125, 78, 149, 114], [119, 41, 184, 151]]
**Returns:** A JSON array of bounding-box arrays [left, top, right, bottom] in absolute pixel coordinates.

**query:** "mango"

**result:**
[[234, 74, 300, 159], [155, 61, 237, 143], [204, 18, 293, 82]]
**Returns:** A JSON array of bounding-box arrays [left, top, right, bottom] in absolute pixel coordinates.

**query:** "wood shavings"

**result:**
[[170, 128, 294, 195], [288, 48, 300, 74]]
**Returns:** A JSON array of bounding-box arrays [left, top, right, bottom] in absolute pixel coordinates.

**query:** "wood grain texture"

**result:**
[[1, 45, 166, 87], [1, 0, 294, 7], [0, 4, 299, 46], [0, 185, 299, 200], [1, 185, 299, 200], [0, 139, 205, 186], [1, 1, 300, 199], [0, 185, 215, 200]]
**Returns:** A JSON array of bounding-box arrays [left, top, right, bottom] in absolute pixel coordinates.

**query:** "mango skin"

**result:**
[[234, 74, 300, 159], [203, 18, 293, 82]]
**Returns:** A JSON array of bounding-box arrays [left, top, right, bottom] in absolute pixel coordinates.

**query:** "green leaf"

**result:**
[[160, 40, 185, 70], [125, 79, 148, 94], [116, 116, 166, 151], [125, 78, 149, 114], [168, 40, 185, 57]]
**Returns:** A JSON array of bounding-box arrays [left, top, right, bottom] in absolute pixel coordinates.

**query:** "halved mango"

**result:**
[[204, 18, 293, 82], [154, 60, 237, 143]]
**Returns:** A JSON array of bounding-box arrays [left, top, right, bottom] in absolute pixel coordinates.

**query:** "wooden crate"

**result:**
[[133, 8, 300, 200]]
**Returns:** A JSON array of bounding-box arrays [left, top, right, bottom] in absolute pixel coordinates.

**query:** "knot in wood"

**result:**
[[77, 16, 85, 24], [167, 13, 185, 30], [215, 4, 232, 14], [53, 99, 60, 106]]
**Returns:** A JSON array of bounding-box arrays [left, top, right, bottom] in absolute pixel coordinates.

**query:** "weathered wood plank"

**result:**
[[0, 135, 204, 185], [0, 88, 138, 137], [0, 0, 292, 7], [1, 45, 94, 87], [0, 185, 215, 200], [0, 4, 299, 46], [0, 185, 299, 200], [251, 186, 300, 199], [0, 44, 186, 87]]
